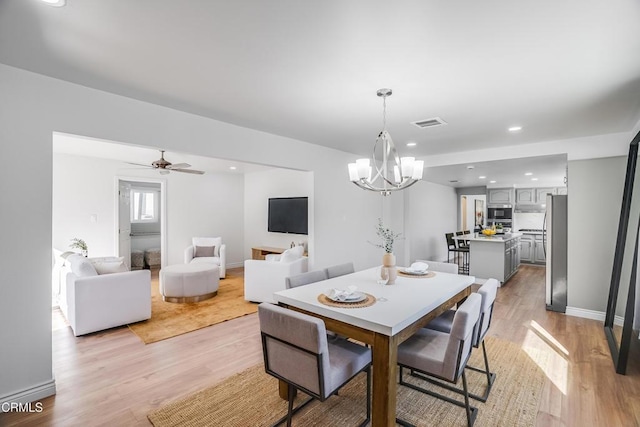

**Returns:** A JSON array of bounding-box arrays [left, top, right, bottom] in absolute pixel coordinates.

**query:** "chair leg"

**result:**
[[465, 340, 496, 402], [361, 366, 371, 427], [461, 371, 478, 427], [399, 367, 478, 426], [286, 385, 296, 427]]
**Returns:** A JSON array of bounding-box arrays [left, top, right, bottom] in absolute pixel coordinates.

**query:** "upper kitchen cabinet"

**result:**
[[515, 187, 562, 204], [515, 188, 535, 204], [488, 188, 514, 205], [535, 187, 556, 202], [557, 187, 568, 195]]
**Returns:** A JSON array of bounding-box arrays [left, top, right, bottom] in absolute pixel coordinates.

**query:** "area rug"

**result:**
[[148, 336, 545, 426], [128, 269, 257, 344]]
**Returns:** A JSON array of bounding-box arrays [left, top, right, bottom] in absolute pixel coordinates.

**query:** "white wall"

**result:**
[[404, 181, 458, 264], [567, 156, 626, 312], [0, 63, 381, 404], [53, 152, 245, 267], [244, 168, 313, 261]]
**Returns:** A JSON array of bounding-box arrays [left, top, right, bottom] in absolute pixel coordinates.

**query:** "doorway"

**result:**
[[460, 194, 486, 231], [116, 177, 167, 270]]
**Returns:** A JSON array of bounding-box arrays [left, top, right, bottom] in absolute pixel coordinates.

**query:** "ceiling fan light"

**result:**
[[412, 160, 424, 180], [159, 170, 170, 175]]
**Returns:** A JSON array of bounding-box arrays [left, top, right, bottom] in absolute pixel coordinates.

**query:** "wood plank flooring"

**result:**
[[2, 265, 640, 426]]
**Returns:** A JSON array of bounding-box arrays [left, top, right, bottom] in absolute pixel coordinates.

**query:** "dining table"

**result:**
[[273, 266, 475, 427]]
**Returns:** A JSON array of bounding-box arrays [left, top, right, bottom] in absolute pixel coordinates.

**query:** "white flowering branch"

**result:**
[[369, 218, 402, 253]]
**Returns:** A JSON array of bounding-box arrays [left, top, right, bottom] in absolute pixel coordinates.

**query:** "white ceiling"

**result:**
[[3, 1, 640, 184], [53, 133, 272, 175]]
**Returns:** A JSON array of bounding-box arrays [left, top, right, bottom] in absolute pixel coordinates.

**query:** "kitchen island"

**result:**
[[457, 233, 522, 284]]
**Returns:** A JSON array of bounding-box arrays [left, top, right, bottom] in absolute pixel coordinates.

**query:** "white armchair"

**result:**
[[184, 237, 226, 278], [61, 254, 151, 336], [244, 246, 308, 303]]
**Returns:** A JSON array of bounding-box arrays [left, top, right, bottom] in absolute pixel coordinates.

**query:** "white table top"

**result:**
[[273, 267, 475, 336]]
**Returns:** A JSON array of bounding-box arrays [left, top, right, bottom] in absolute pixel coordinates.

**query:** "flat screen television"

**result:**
[[268, 197, 308, 235]]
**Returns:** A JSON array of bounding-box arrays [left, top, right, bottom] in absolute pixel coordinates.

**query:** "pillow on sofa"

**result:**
[[195, 245, 216, 258], [193, 237, 221, 257], [280, 246, 304, 263], [90, 257, 128, 275], [68, 254, 98, 277]]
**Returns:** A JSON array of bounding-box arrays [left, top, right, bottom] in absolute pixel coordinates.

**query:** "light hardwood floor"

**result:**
[[2, 265, 640, 426]]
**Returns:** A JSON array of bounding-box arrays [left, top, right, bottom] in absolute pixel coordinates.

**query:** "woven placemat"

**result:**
[[398, 271, 436, 278], [317, 293, 377, 308]]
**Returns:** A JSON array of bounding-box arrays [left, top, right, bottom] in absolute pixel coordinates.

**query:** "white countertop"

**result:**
[[454, 232, 523, 243], [273, 267, 475, 336]]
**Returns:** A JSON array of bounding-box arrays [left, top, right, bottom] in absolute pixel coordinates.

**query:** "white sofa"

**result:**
[[184, 237, 226, 278], [244, 246, 308, 303], [60, 254, 151, 336]]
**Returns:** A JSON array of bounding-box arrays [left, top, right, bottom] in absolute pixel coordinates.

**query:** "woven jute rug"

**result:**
[[128, 269, 257, 344], [148, 336, 545, 426]]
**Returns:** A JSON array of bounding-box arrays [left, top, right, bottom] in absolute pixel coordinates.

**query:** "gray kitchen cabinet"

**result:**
[[488, 188, 513, 204], [520, 236, 533, 262], [515, 188, 535, 204], [535, 187, 556, 203], [534, 235, 546, 263]]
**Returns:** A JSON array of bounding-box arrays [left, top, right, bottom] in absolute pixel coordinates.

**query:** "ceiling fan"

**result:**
[[127, 150, 204, 175]]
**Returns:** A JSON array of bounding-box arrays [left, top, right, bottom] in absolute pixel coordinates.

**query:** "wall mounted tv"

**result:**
[[268, 197, 308, 235]]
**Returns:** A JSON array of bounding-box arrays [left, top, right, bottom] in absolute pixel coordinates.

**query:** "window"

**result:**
[[131, 189, 159, 223]]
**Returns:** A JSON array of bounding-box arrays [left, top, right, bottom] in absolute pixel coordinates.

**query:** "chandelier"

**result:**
[[348, 89, 424, 196]]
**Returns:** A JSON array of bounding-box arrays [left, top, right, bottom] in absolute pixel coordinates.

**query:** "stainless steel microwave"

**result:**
[[487, 207, 513, 220]]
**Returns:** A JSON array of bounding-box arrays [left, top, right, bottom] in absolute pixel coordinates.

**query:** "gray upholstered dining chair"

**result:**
[[423, 278, 499, 402], [258, 303, 371, 427], [414, 260, 458, 274], [325, 262, 355, 279], [396, 293, 482, 427], [285, 269, 328, 289]]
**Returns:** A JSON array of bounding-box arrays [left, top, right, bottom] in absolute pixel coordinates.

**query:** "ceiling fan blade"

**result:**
[[167, 163, 190, 169], [172, 168, 204, 175], [126, 162, 153, 168]]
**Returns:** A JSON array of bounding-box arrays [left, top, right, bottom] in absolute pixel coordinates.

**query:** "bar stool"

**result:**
[[445, 233, 468, 274], [455, 231, 470, 274]]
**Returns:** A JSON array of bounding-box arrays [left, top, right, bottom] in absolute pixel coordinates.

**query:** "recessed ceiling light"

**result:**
[[524, 172, 533, 176], [508, 126, 522, 132], [229, 166, 237, 170], [479, 176, 486, 179], [531, 178, 539, 181], [41, 0, 66, 6], [406, 142, 417, 147], [489, 180, 496, 184], [466, 165, 474, 170]]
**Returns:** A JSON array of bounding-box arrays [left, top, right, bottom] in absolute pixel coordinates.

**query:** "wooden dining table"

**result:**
[[273, 266, 475, 427]]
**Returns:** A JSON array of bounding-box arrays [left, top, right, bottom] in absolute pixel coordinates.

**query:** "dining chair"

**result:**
[[258, 303, 372, 427], [285, 269, 328, 289], [325, 262, 355, 279], [414, 260, 458, 274], [422, 278, 499, 402], [396, 293, 482, 427]]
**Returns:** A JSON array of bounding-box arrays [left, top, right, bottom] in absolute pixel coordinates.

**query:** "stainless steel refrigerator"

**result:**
[[543, 194, 568, 312]]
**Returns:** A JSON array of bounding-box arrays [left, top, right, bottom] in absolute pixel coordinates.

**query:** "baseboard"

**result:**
[[0, 378, 56, 406], [565, 306, 624, 326], [227, 261, 244, 269]]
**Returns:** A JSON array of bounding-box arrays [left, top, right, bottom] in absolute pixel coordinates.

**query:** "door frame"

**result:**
[[114, 176, 167, 268]]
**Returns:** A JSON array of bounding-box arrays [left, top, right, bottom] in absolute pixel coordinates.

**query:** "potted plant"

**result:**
[[70, 238, 88, 257], [371, 218, 402, 284]]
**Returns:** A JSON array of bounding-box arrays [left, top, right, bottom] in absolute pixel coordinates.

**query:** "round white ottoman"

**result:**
[[160, 264, 220, 303]]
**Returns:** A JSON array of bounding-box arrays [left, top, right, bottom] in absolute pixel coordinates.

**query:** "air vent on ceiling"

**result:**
[[411, 117, 447, 129]]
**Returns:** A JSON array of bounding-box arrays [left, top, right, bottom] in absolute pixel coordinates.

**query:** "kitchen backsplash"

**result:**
[[514, 212, 545, 230]]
